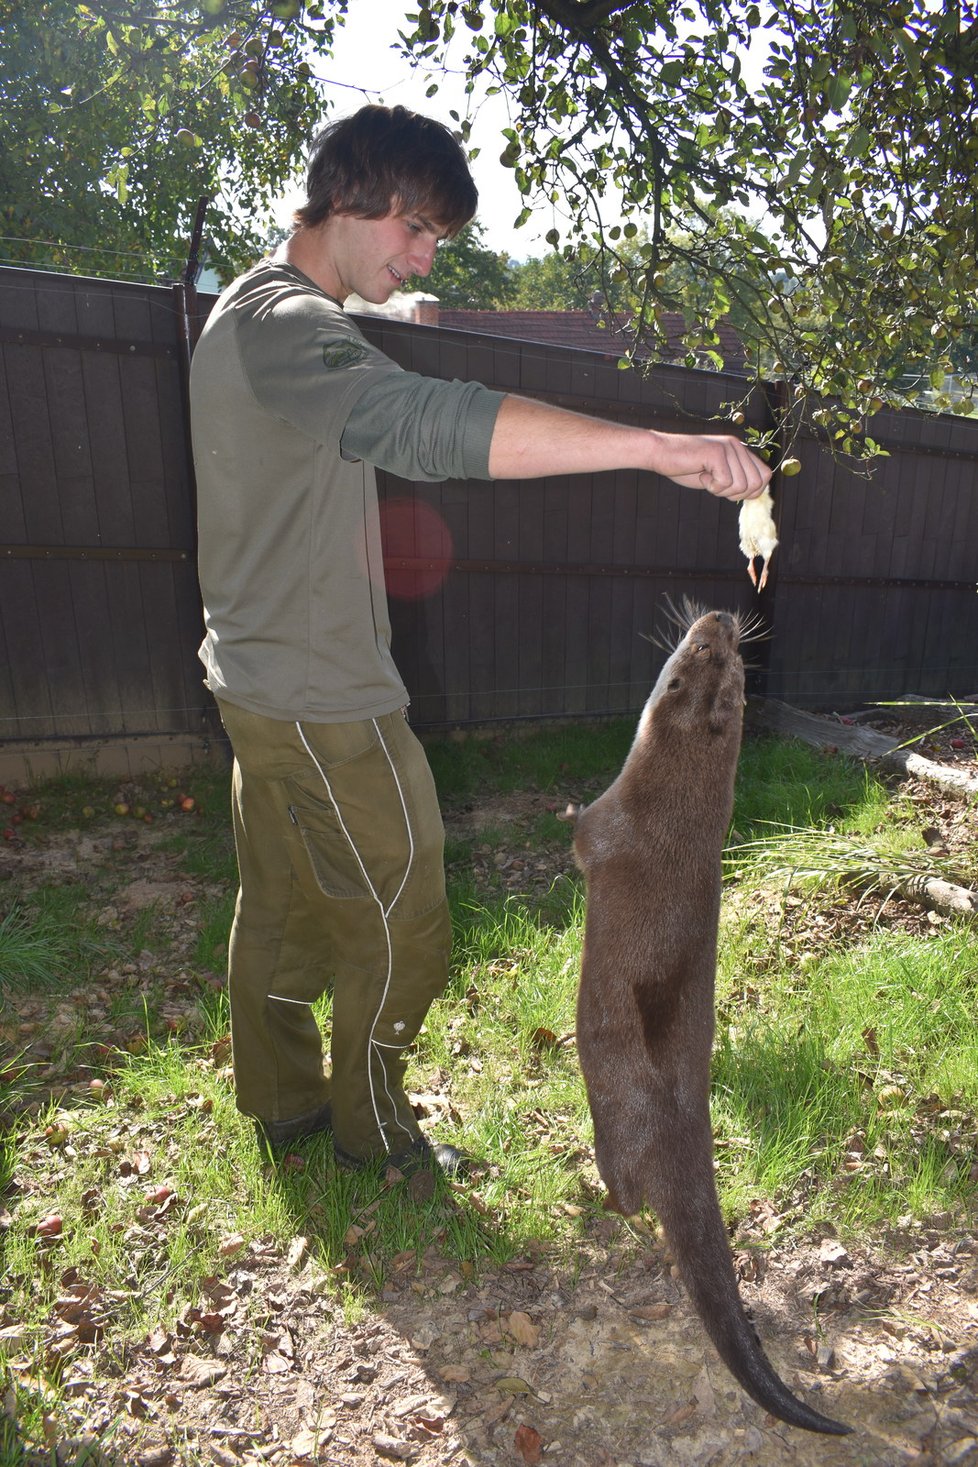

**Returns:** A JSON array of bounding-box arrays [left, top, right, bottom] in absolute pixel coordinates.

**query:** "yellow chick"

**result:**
[[738, 488, 778, 590]]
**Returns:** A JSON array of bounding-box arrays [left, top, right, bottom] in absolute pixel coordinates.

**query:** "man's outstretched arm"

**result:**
[[487, 394, 770, 501]]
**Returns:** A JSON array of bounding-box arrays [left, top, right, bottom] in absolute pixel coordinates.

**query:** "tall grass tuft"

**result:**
[[0, 904, 77, 992]]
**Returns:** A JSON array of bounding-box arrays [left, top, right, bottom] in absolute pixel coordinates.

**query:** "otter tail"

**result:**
[[644, 1151, 851, 1436]]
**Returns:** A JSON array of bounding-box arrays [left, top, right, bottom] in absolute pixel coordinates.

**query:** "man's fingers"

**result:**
[[698, 438, 771, 500], [650, 431, 772, 499]]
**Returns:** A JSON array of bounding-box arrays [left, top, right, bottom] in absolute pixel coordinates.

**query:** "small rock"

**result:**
[[818, 1239, 851, 1268], [816, 1344, 836, 1370], [286, 1236, 309, 1271], [372, 1434, 416, 1462]]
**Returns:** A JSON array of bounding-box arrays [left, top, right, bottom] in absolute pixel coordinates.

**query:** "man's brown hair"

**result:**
[[296, 104, 477, 236]]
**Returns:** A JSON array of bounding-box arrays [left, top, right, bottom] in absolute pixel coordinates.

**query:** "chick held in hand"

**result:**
[[738, 488, 778, 590]]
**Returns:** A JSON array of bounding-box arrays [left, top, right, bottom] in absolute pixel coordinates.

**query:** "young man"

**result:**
[[190, 104, 770, 1177]]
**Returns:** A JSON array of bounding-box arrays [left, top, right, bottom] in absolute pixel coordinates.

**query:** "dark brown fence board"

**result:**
[[12, 348, 63, 544], [557, 575, 587, 716], [606, 580, 636, 711], [103, 560, 157, 733], [157, 361, 196, 546], [82, 351, 137, 544], [434, 574, 467, 727], [35, 275, 78, 335], [39, 561, 89, 724], [948, 462, 975, 578], [0, 270, 39, 330], [540, 573, 568, 712], [0, 349, 17, 479], [75, 281, 116, 338], [610, 471, 638, 564], [67, 562, 122, 732], [517, 575, 544, 718], [110, 286, 153, 349], [468, 571, 496, 720], [0, 605, 15, 731], [122, 359, 171, 547], [5, 560, 55, 737], [583, 575, 614, 711], [47, 353, 96, 539], [140, 564, 192, 727]]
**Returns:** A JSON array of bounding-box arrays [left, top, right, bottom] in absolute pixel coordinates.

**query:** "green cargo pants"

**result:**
[[216, 699, 451, 1162]]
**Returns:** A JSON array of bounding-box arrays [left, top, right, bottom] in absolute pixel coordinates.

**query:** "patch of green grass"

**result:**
[[0, 904, 75, 991], [191, 889, 237, 971], [733, 734, 890, 835], [715, 921, 978, 1230], [0, 894, 124, 995], [425, 718, 633, 803]]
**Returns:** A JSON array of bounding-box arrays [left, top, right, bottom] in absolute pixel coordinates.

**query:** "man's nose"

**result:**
[[409, 236, 438, 277]]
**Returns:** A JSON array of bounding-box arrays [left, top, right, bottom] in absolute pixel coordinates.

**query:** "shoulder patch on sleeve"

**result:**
[[322, 340, 370, 371]]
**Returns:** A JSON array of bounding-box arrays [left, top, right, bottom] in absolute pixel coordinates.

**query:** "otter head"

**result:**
[[640, 604, 746, 740]]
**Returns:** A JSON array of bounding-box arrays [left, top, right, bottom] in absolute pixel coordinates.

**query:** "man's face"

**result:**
[[325, 207, 447, 303]]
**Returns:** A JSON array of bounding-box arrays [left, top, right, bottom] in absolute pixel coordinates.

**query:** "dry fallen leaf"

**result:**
[[262, 1326, 296, 1374], [179, 1356, 227, 1389], [494, 1376, 536, 1398], [628, 1303, 673, 1322], [411, 1414, 445, 1437], [438, 1364, 470, 1384], [664, 1401, 698, 1427], [506, 1311, 540, 1348], [289, 1426, 326, 1458], [147, 1326, 177, 1366], [514, 1423, 544, 1465]]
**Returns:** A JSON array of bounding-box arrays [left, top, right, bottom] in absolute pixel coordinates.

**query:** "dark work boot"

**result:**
[[334, 1135, 481, 1178], [254, 1101, 333, 1153]]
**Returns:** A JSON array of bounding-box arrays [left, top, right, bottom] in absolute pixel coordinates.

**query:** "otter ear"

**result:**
[[667, 675, 683, 693]]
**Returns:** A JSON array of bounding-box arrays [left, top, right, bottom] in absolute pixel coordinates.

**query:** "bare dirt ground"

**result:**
[[48, 1216, 975, 1467], [2, 716, 978, 1466]]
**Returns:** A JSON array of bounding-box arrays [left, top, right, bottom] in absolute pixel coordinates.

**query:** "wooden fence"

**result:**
[[1, 264, 976, 781]]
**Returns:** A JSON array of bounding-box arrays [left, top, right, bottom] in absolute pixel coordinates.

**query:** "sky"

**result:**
[[272, 0, 566, 261]]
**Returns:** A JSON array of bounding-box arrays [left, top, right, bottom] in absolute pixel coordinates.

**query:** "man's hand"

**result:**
[[648, 430, 771, 501]]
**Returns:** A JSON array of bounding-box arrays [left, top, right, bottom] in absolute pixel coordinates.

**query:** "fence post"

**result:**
[[171, 196, 224, 744], [172, 195, 210, 534]]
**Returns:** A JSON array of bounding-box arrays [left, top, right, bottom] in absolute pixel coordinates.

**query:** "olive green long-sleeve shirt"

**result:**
[[190, 260, 503, 721]]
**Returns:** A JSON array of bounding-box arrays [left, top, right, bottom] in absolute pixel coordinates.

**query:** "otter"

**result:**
[[568, 603, 850, 1436]]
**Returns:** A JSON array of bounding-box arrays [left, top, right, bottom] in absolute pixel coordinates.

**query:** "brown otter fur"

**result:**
[[571, 606, 850, 1436]]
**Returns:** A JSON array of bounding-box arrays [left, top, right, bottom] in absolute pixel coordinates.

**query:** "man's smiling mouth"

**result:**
[[388, 265, 405, 284]]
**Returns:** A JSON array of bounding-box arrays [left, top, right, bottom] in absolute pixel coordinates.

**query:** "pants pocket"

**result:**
[[288, 796, 372, 900]]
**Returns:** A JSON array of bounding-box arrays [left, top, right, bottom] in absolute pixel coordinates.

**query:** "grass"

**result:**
[[1, 723, 977, 1459]]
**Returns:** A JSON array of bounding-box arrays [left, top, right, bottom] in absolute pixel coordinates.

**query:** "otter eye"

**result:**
[[695, 642, 709, 653]]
